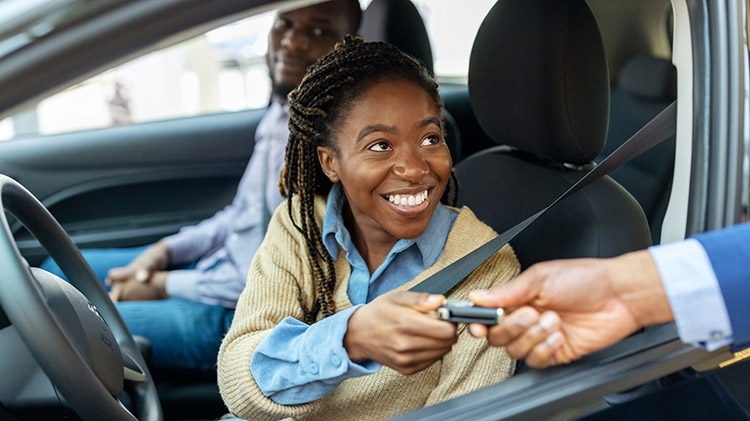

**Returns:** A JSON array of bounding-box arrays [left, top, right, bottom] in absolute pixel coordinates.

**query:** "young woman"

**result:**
[[218, 37, 520, 420]]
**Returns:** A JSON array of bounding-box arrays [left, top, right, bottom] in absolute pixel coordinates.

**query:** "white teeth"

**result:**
[[387, 190, 429, 207]]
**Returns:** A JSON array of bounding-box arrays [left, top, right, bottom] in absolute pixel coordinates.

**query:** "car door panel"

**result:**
[[0, 108, 267, 265]]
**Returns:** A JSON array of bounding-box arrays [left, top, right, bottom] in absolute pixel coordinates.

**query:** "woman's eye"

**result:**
[[368, 142, 391, 152], [421, 135, 441, 146]]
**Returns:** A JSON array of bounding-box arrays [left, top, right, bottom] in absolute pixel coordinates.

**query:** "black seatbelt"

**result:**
[[410, 101, 677, 295]]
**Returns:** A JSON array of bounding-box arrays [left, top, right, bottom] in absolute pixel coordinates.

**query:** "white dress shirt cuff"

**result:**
[[649, 238, 733, 351]]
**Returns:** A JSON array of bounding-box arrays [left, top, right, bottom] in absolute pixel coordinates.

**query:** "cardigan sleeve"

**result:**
[[425, 243, 519, 405], [217, 201, 325, 420]]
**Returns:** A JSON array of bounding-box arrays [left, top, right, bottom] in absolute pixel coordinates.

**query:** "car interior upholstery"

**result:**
[[598, 55, 677, 245], [455, 0, 652, 270]]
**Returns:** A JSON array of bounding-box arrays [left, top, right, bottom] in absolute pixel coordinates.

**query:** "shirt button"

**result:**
[[229, 233, 239, 242], [309, 362, 319, 375], [331, 355, 341, 367]]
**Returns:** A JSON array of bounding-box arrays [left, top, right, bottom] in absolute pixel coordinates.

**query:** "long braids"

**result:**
[[279, 36, 451, 323]]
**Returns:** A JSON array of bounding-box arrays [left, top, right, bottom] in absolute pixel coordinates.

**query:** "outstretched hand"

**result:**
[[344, 291, 457, 375], [468, 250, 673, 368]]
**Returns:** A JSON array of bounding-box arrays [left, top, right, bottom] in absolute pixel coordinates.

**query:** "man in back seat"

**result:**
[[40, 0, 361, 371]]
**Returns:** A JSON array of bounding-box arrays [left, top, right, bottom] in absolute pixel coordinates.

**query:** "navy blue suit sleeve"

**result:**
[[694, 222, 750, 350]]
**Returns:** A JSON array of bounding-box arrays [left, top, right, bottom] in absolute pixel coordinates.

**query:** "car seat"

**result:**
[[455, 0, 652, 270], [598, 56, 677, 244], [359, 0, 462, 162]]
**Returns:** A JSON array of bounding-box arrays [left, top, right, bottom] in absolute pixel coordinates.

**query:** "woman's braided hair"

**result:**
[[279, 35, 458, 323]]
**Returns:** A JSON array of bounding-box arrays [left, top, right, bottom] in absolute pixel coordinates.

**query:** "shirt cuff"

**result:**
[[649, 238, 734, 350], [252, 305, 380, 404], [299, 305, 380, 380], [164, 269, 202, 302], [163, 232, 195, 265]]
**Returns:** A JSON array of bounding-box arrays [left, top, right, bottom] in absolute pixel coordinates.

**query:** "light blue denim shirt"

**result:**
[[251, 183, 458, 405]]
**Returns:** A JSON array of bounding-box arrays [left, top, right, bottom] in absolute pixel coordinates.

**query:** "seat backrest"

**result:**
[[456, 0, 651, 269], [598, 56, 677, 244], [359, 0, 462, 162]]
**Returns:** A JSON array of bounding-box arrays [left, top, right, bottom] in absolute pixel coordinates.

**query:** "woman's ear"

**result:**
[[317, 146, 340, 183]]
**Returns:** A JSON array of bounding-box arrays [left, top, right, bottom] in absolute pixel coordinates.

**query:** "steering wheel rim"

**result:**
[[0, 175, 162, 420]]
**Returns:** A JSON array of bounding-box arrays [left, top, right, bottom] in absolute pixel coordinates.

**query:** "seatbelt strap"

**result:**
[[410, 101, 677, 295]]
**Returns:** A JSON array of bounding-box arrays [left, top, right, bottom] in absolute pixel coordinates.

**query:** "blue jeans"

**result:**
[[40, 248, 235, 371]]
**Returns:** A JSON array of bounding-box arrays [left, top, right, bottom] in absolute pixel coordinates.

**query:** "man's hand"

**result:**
[[106, 241, 171, 302], [468, 250, 673, 368], [343, 291, 457, 375], [110, 271, 169, 302]]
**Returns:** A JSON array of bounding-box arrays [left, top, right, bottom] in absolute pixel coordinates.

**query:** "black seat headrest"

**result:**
[[618, 56, 677, 101], [359, 0, 434, 75], [469, 0, 609, 165]]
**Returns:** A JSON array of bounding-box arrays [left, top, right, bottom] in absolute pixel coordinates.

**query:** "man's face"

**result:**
[[268, 1, 353, 98]]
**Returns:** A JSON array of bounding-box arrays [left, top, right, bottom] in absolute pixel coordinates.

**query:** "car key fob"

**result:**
[[437, 299, 504, 325]]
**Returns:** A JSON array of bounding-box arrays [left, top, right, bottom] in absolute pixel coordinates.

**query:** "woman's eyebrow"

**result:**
[[356, 124, 396, 143], [416, 116, 441, 129], [355, 116, 440, 143]]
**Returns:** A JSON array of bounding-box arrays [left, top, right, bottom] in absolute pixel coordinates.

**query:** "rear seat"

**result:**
[[597, 56, 677, 244]]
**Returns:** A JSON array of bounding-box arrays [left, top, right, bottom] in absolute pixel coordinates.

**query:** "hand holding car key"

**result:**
[[438, 299, 504, 325]]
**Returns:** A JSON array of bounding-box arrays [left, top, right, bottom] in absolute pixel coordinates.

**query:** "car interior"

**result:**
[[0, 0, 748, 419]]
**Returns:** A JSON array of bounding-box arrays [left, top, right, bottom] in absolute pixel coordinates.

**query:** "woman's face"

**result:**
[[317, 79, 452, 244]]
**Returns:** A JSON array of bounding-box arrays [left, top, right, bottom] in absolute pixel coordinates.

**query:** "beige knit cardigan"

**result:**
[[218, 195, 519, 420]]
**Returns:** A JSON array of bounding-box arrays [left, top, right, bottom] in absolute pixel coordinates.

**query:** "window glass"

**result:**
[[0, 10, 274, 141], [411, 0, 495, 81], [359, 0, 494, 82]]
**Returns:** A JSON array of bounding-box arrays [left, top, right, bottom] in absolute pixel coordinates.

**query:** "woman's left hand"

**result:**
[[343, 291, 457, 375]]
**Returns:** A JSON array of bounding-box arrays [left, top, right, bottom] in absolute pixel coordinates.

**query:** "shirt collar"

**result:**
[[269, 98, 289, 119], [322, 183, 453, 267]]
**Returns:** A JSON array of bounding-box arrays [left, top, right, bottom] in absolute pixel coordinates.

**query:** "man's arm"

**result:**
[[694, 222, 750, 349], [469, 222, 750, 368]]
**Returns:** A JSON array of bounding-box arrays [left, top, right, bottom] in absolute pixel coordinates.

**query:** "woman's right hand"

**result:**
[[343, 291, 457, 375]]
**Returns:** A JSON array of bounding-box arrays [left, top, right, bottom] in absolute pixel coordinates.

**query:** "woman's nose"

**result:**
[[393, 149, 429, 181]]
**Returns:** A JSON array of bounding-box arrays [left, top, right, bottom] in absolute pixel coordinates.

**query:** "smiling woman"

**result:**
[[217, 37, 520, 420], [316, 79, 453, 268]]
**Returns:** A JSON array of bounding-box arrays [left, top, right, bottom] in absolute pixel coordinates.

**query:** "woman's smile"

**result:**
[[317, 78, 453, 245], [383, 188, 431, 215]]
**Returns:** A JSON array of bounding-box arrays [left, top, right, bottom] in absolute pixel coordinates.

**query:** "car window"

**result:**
[[0, 10, 275, 141], [408, 0, 496, 82], [0, 0, 492, 142]]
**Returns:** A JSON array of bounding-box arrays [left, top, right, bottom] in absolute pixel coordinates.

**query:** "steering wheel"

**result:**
[[0, 175, 162, 420]]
